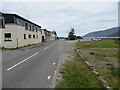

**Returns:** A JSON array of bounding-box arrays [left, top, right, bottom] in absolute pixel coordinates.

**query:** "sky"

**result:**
[[1, 0, 119, 37]]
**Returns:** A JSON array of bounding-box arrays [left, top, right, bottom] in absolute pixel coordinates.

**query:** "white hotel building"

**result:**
[[0, 13, 57, 48]]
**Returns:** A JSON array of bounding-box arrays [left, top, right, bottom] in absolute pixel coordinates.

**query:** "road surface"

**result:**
[[2, 40, 64, 88]]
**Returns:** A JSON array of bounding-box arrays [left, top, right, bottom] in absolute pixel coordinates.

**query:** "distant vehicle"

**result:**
[[91, 38, 102, 41]]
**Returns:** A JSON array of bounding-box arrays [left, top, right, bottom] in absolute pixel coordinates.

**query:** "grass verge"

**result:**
[[56, 54, 104, 88], [75, 39, 119, 89]]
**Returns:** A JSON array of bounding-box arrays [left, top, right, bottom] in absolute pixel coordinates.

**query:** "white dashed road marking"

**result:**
[[44, 46, 50, 50], [48, 76, 51, 79], [7, 52, 39, 71]]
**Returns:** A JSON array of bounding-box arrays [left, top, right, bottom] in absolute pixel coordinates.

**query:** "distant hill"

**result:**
[[83, 27, 120, 38]]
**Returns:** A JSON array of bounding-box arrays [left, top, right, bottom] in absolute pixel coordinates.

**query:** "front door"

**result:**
[[42, 36, 45, 42]]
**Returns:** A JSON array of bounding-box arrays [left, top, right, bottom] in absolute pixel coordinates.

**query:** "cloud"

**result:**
[[1, 2, 118, 36]]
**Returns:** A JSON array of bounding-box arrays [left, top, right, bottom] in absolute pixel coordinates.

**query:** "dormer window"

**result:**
[[0, 18, 5, 28], [36, 27, 37, 32], [25, 23, 28, 30], [29, 24, 31, 31], [32, 26, 34, 31]]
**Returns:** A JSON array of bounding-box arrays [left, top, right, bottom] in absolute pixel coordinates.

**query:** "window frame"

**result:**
[[36, 27, 37, 32], [28, 34, 31, 38], [4, 33, 12, 41], [29, 24, 31, 31], [25, 23, 28, 30], [33, 35, 35, 38], [24, 34, 27, 39], [0, 18, 5, 28], [32, 25, 34, 31]]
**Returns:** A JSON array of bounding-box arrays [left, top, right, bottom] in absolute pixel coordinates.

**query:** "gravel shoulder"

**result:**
[[51, 40, 77, 88]]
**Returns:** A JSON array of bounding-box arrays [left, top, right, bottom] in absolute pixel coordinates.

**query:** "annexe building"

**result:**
[[50, 31, 57, 40], [41, 29, 57, 42], [0, 13, 57, 48], [41, 29, 51, 42]]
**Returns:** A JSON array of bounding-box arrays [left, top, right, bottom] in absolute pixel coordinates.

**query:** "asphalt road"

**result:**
[[2, 40, 64, 88]]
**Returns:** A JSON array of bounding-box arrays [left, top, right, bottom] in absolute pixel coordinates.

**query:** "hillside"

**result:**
[[83, 27, 120, 38]]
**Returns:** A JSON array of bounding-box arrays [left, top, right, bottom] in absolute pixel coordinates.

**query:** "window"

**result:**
[[29, 24, 31, 31], [36, 27, 37, 32], [33, 35, 35, 38], [29, 34, 31, 38], [4, 33, 12, 41], [37, 27, 41, 31], [0, 19, 5, 28], [16, 18, 24, 26], [34, 27, 36, 32], [25, 23, 28, 30], [24, 34, 26, 39], [4, 15, 14, 24], [32, 26, 34, 31]]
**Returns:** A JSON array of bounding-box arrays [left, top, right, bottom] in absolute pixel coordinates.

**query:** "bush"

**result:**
[[89, 51, 96, 55], [68, 36, 76, 40]]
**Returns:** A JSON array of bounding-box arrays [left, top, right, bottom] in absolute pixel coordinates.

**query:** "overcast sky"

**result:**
[[1, 1, 118, 37]]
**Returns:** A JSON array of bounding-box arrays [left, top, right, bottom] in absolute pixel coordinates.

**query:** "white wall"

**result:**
[[16, 25, 42, 47], [1, 24, 42, 48], [2, 24, 18, 48], [41, 30, 46, 41], [0, 25, 57, 48], [50, 34, 56, 40]]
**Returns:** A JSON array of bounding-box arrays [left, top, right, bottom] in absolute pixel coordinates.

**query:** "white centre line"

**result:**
[[48, 76, 51, 79], [6, 52, 39, 71], [44, 46, 50, 50]]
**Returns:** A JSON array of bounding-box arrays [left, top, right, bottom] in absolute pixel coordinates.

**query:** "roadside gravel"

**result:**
[[51, 40, 77, 88]]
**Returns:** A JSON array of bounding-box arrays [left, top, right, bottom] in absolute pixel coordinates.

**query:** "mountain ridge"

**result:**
[[83, 27, 120, 38]]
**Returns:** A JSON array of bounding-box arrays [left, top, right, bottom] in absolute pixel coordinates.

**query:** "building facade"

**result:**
[[50, 31, 57, 40], [41, 29, 57, 42], [0, 13, 57, 48]]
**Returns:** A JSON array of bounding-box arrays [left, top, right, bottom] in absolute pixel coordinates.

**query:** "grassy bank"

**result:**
[[56, 54, 104, 88], [76, 39, 119, 89], [76, 39, 118, 48]]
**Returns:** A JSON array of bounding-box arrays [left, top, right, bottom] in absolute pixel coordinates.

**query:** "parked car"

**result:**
[[91, 38, 102, 41]]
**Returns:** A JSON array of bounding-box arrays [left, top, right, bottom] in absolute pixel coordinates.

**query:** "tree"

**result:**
[[76, 36, 83, 39], [68, 28, 76, 40]]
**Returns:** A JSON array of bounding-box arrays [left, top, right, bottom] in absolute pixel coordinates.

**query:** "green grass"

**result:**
[[76, 40, 119, 48], [75, 39, 119, 89], [96, 66, 119, 89], [56, 55, 104, 88], [79, 48, 119, 89], [107, 64, 119, 77]]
